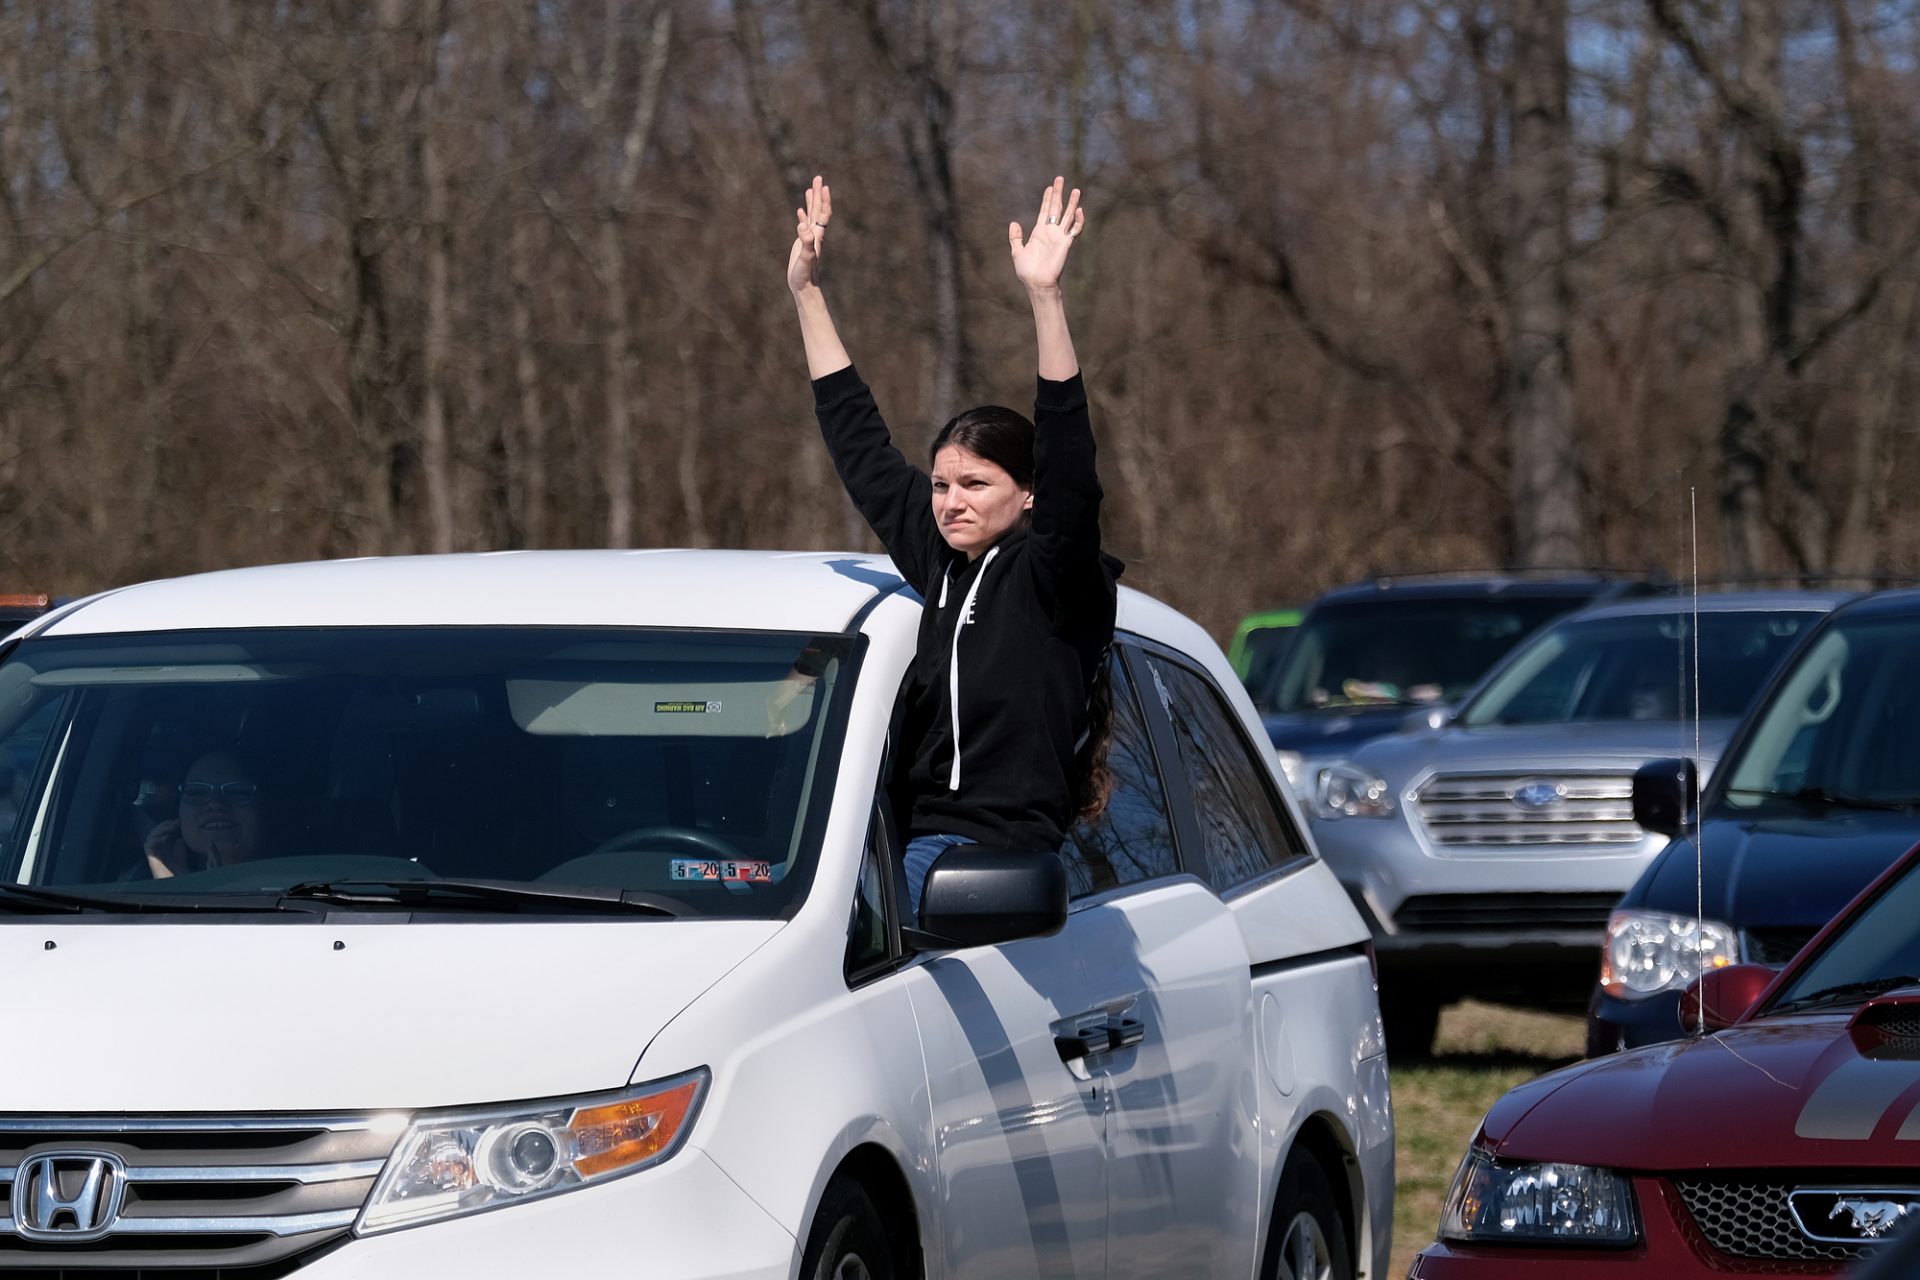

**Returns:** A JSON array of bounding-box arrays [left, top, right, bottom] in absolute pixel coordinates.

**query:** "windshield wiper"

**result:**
[[1771, 974, 1920, 1015], [0, 884, 282, 915], [1726, 786, 1918, 813], [281, 878, 685, 917]]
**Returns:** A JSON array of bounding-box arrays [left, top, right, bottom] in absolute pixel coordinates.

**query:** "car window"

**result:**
[[1460, 610, 1816, 727], [1262, 595, 1584, 712], [1059, 653, 1177, 897], [1768, 860, 1920, 1011], [0, 627, 856, 918], [1145, 654, 1310, 891], [1722, 615, 1920, 811], [847, 839, 891, 976], [0, 698, 63, 851]]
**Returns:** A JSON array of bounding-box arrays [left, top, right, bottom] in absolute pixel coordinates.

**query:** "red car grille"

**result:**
[[1673, 1175, 1865, 1261]]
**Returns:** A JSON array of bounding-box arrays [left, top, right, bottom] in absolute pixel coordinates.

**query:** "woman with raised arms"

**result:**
[[787, 174, 1120, 919]]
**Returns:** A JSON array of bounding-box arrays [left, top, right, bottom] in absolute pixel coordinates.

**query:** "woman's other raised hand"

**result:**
[[787, 175, 832, 296], [1009, 176, 1084, 294]]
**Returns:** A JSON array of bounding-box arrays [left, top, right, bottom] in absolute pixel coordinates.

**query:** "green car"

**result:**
[[1227, 607, 1302, 702]]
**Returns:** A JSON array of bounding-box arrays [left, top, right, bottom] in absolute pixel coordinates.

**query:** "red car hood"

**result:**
[[1485, 1010, 1920, 1169]]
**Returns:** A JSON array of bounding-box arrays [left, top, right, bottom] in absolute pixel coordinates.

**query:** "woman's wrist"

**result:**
[[1025, 283, 1065, 304]]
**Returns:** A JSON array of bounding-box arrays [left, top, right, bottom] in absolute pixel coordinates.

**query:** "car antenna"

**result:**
[[1690, 487, 1706, 1037]]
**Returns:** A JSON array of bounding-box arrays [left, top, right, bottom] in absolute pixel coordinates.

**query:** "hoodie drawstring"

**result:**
[[947, 546, 999, 791]]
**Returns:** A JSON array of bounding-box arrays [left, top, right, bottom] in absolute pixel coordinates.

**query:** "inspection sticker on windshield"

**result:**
[[671, 859, 772, 884], [655, 700, 722, 714]]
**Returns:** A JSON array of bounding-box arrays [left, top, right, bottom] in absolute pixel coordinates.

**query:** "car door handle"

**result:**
[[1054, 1017, 1146, 1064], [1055, 1025, 1115, 1063]]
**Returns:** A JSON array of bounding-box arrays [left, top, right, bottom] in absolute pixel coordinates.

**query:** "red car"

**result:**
[[1409, 842, 1920, 1276]]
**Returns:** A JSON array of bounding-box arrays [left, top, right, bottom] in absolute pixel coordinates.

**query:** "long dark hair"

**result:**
[[929, 405, 1035, 486], [1073, 661, 1116, 824]]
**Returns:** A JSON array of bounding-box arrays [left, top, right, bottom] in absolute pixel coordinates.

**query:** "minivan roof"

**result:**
[[31, 550, 1203, 660]]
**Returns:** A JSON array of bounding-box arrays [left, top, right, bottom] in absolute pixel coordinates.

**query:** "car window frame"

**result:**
[[1120, 636, 1317, 898], [845, 806, 907, 988], [1054, 640, 1187, 904]]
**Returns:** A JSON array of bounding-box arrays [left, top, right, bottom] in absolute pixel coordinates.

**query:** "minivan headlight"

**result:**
[[357, 1069, 708, 1234], [1600, 909, 1738, 998], [1440, 1147, 1638, 1245], [1314, 763, 1395, 819]]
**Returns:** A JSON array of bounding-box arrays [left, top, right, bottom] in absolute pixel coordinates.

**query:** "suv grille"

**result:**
[[1414, 772, 1640, 850], [1391, 893, 1618, 933], [1745, 926, 1818, 967], [0, 1114, 396, 1273]]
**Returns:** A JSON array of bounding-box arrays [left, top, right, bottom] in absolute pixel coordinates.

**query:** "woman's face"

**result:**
[[178, 751, 264, 866], [931, 445, 1032, 558]]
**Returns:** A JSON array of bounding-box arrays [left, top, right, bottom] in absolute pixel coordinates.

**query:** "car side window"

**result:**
[[1146, 654, 1311, 891], [1060, 653, 1179, 897], [846, 836, 892, 980]]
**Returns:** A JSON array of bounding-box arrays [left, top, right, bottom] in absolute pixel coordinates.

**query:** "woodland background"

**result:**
[[3, 0, 1918, 638]]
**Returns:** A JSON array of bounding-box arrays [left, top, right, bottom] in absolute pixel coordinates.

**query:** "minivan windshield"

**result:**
[[1460, 610, 1816, 728], [1260, 596, 1583, 713], [1719, 615, 1920, 815], [0, 628, 856, 918]]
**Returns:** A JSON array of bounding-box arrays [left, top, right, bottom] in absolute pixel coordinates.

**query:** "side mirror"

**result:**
[[1400, 705, 1450, 734], [1680, 963, 1777, 1032], [1631, 757, 1699, 838], [911, 847, 1068, 950]]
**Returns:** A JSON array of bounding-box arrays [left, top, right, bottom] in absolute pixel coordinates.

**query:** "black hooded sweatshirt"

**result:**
[[813, 364, 1120, 852]]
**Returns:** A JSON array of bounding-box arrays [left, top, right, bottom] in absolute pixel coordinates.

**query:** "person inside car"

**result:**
[[786, 174, 1121, 919], [144, 749, 267, 877]]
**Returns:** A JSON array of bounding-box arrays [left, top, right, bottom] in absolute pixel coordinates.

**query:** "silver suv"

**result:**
[[1304, 590, 1851, 1056]]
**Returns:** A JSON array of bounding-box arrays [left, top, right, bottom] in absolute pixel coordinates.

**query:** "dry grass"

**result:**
[[1385, 1001, 1587, 1278]]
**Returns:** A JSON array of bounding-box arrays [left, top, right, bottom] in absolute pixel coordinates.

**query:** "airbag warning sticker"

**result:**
[[655, 700, 722, 713], [671, 859, 773, 884]]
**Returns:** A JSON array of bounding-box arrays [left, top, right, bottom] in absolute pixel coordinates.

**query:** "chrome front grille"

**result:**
[[0, 1114, 398, 1273], [1415, 771, 1641, 849]]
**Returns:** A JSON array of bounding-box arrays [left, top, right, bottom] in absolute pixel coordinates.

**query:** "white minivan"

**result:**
[[0, 550, 1392, 1279]]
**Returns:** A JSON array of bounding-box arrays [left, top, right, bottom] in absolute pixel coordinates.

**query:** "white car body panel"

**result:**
[[0, 920, 778, 1111], [0, 550, 1390, 1278]]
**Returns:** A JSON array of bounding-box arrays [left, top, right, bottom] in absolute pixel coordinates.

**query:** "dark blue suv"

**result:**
[[1590, 588, 1920, 1053], [1252, 572, 1655, 789]]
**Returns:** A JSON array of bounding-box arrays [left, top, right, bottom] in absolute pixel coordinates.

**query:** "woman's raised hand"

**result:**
[[787, 175, 832, 296], [1009, 176, 1084, 293]]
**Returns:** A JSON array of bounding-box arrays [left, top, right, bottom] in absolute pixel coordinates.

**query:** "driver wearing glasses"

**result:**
[[144, 749, 267, 878]]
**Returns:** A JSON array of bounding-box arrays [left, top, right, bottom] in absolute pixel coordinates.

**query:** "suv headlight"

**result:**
[[357, 1069, 708, 1234], [1440, 1146, 1638, 1245], [1600, 909, 1738, 998], [1314, 762, 1395, 819]]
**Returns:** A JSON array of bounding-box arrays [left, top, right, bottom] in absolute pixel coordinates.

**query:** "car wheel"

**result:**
[[1263, 1151, 1354, 1280], [1380, 989, 1442, 1059], [800, 1177, 896, 1280]]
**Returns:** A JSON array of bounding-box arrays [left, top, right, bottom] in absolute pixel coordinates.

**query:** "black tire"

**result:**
[[799, 1177, 897, 1280], [1380, 989, 1443, 1061], [1261, 1151, 1355, 1280]]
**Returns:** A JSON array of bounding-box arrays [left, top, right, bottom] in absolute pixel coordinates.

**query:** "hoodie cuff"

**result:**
[[1034, 371, 1087, 412], [812, 364, 866, 409]]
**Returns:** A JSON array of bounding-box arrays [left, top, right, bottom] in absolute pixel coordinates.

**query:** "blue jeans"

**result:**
[[903, 832, 971, 922]]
